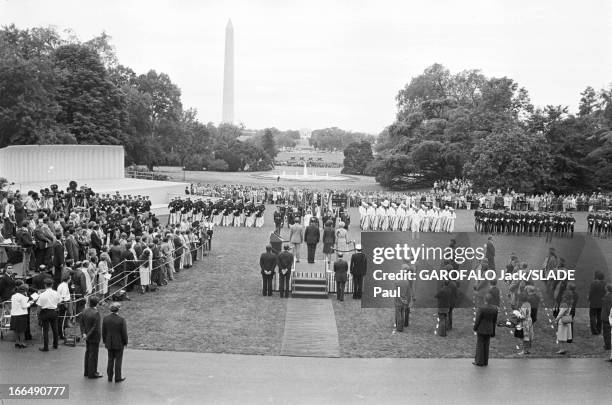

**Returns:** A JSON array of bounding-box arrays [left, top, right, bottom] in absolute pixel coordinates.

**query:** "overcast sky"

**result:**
[[2, 0, 611, 133]]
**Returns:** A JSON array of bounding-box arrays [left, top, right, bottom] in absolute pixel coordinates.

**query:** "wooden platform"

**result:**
[[280, 298, 340, 357]]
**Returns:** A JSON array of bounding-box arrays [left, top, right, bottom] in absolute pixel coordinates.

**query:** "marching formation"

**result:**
[[587, 211, 612, 238], [474, 209, 576, 238], [358, 201, 456, 232], [168, 197, 265, 228]]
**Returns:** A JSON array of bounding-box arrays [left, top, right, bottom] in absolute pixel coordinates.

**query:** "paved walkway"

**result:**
[[0, 347, 611, 404], [280, 298, 340, 357]]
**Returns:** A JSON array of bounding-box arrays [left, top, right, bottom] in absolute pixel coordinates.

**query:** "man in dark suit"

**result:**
[[473, 293, 498, 366], [277, 245, 294, 298], [259, 245, 277, 297], [64, 229, 80, 264], [304, 219, 320, 264], [102, 303, 128, 383], [435, 281, 451, 337], [601, 284, 612, 351], [33, 219, 52, 270], [52, 235, 65, 289], [80, 297, 102, 379], [0, 267, 16, 302], [588, 271, 606, 335], [333, 253, 349, 301], [90, 225, 102, 256], [173, 231, 183, 273], [15, 221, 34, 272], [72, 262, 87, 319], [350, 244, 367, 299], [485, 236, 496, 271], [447, 279, 458, 330]]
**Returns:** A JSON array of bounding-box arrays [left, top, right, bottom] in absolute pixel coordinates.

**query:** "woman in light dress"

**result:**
[[554, 291, 573, 355], [98, 251, 111, 299], [335, 222, 348, 258], [138, 244, 153, 294], [517, 295, 534, 355]]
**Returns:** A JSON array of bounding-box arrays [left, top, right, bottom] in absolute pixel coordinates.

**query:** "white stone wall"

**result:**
[[0, 145, 125, 183]]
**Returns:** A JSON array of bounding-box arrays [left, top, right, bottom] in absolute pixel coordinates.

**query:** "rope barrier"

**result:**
[[64, 243, 207, 321]]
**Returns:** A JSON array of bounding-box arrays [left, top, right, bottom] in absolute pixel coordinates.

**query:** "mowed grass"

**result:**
[[276, 150, 345, 164], [120, 223, 288, 355], [67, 190, 606, 358], [333, 290, 604, 358], [333, 209, 607, 358], [156, 166, 383, 191]]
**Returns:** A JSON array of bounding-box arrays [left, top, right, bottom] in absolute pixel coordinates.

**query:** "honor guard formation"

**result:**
[[587, 212, 612, 238], [168, 197, 265, 227], [358, 201, 456, 232], [273, 203, 350, 233], [474, 209, 575, 237]]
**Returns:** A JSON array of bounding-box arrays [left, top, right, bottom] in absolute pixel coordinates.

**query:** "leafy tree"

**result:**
[[0, 25, 73, 147], [53, 43, 126, 144], [342, 141, 373, 175], [463, 127, 552, 193], [309, 127, 375, 151], [261, 128, 277, 158]]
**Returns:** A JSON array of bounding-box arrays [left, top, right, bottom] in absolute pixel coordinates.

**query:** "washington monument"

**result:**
[[222, 19, 234, 124]]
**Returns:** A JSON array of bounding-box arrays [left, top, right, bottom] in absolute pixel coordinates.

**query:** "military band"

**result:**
[[169, 197, 265, 228], [474, 209, 575, 238], [587, 211, 612, 238]]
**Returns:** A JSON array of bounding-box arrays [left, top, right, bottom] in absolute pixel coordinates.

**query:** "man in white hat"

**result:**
[[396, 203, 406, 231], [366, 203, 376, 230], [350, 244, 367, 299], [359, 202, 368, 231], [381, 200, 391, 231], [388, 203, 397, 231]]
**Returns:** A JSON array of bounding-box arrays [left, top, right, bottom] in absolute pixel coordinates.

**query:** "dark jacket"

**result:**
[[65, 236, 80, 262], [277, 251, 294, 270], [52, 240, 65, 267], [15, 227, 34, 249], [173, 236, 183, 253], [33, 226, 52, 249], [448, 281, 458, 307], [602, 293, 612, 323], [322, 228, 335, 245], [102, 313, 128, 350], [90, 231, 102, 252], [489, 286, 501, 307], [72, 270, 88, 296], [304, 225, 320, 245], [259, 252, 277, 274], [473, 304, 498, 337], [435, 286, 451, 311], [0, 273, 16, 302], [333, 259, 348, 282], [110, 245, 123, 269], [588, 280, 606, 308], [350, 252, 367, 276], [80, 307, 101, 343]]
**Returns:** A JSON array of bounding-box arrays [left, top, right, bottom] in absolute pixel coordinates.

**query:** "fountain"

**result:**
[[252, 160, 352, 182]]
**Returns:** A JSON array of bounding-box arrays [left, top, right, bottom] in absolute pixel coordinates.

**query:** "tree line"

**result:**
[[343, 64, 612, 193], [0, 25, 276, 172]]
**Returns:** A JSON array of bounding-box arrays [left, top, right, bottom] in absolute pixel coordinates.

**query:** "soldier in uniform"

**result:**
[[274, 207, 283, 234]]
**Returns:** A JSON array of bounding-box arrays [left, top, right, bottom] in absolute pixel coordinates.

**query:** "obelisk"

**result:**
[[222, 19, 234, 124]]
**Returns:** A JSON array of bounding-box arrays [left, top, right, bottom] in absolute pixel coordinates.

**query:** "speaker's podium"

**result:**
[[269, 232, 284, 254]]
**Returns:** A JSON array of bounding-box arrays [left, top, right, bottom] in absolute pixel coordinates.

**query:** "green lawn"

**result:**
[[44, 199, 608, 358], [156, 166, 383, 191]]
